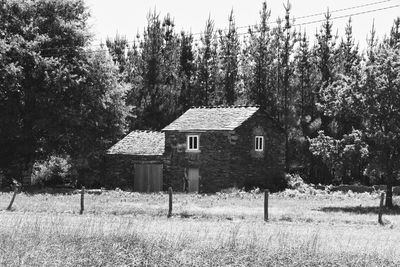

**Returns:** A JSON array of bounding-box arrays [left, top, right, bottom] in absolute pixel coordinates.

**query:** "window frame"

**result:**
[[187, 135, 200, 151], [255, 136, 264, 152]]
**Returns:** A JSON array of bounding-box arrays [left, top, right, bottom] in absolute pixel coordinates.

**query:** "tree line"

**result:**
[[1, 0, 400, 206]]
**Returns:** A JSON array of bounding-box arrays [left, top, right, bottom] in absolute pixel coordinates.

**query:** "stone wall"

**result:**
[[104, 154, 163, 189], [232, 112, 286, 191], [164, 111, 286, 193], [163, 131, 232, 192]]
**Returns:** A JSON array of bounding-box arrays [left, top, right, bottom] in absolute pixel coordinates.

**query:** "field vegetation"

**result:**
[[1, 187, 400, 266]]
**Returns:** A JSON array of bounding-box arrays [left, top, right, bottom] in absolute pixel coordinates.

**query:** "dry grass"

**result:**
[[0, 190, 399, 266]]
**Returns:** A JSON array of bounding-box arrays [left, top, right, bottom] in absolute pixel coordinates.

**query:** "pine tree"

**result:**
[[106, 34, 128, 74], [194, 17, 219, 106], [129, 10, 165, 130], [219, 9, 240, 105], [315, 10, 338, 88], [314, 10, 339, 136], [246, 1, 274, 112], [325, 17, 362, 137], [160, 14, 181, 124], [126, 11, 182, 130], [366, 21, 378, 63], [280, 1, 297, 171], [338, 18, 360, 76], [295, 32, 314, 121], [178, 31, 196, 111], [270, 17, 284, 121], [388, 17, 400, 48]]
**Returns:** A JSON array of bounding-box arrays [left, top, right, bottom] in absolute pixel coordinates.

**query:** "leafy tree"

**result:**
[[69, 50, 130, 185], [309, 130, 369, 184], [0, 0, 129, 186], [319, 19, 363, 138], [362, 42, 400, 207], [319, 74, 363, 137], [315, 19, 400, 207], [326, 18, 363, 137], [0, 0, 91, 184]]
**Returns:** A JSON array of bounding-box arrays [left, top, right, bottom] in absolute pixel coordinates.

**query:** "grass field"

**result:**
[[0, 189, 400, 266]]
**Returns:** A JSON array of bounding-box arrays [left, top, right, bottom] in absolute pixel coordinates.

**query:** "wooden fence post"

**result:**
[[264, 189, 269, 222], [80, 186, 85, 215], [378, 192, 384, 225], [6, 186, 18, 211], [168, 187, 173, 218]]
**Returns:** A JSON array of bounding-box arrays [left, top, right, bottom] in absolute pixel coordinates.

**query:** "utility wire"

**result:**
[[3, 1, 400, 58], [235, 3, 400, 36], [39, 1, 400, 53], [222, 0, 398, 33], [294, 3, 400, 28], [295, 0, 395, 20]]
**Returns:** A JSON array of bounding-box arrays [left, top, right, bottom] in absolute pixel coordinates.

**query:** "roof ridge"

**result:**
[[190, 104, 260, 109], [129, 130, 163, 133]]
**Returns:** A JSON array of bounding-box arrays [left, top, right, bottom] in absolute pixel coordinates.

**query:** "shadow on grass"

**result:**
[[319, 205, 400, 215]]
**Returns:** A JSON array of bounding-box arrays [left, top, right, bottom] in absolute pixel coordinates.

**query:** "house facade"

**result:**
[[106, 105, 286, 193], [162, 105, 286, 193]]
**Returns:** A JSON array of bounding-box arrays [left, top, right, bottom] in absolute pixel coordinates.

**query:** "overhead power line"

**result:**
[[226, 0, 398, 33], [294, 3, 400, 28], [235, 3, 400, 36], [295, 0, 395, 20], [3, 0, 400, 57]]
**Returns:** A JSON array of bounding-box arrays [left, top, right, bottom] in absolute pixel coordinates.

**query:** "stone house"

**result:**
[[162, 105, 286, 193], [106, 105, 286, 192]]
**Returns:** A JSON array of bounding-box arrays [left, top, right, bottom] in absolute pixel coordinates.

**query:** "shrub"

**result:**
[[32, 156, 72, 187]]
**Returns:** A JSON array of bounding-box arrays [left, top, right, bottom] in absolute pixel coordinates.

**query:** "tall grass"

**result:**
[[0, 191, 399, 266]]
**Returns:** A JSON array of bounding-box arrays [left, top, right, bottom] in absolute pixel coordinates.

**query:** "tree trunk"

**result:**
[[386, 183, 393, 208], [21, 160, 34, 187]]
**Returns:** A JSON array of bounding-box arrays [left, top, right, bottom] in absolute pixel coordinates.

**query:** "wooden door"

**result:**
[[134, 164, 163, 192], [188, 168, 199, 193]]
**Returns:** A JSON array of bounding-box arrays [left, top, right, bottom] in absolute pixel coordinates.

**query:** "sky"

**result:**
[[85, 0, 400, 49]]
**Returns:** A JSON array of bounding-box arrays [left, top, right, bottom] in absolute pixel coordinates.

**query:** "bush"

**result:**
[[276, 174, 330, 198], [32, 156, 73, 187]]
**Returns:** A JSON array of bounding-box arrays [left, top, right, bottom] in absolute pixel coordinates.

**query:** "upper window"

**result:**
[[255, 136, 264, 151], [187, 135, 199, 151]]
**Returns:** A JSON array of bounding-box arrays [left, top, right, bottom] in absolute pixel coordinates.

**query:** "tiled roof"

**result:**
[[107, 131, 165, 156], [162, 105, 260, 131]]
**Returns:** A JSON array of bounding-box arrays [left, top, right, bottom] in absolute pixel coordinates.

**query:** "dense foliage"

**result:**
[[0, 0, 129, 186], [1, 0, 400, 206]]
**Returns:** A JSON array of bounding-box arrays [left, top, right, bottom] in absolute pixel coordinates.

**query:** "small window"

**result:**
[[255, 136, 264, 151], [187, 135, 199, 151]]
